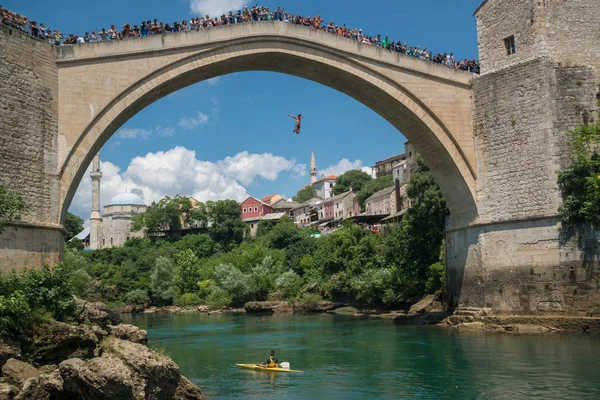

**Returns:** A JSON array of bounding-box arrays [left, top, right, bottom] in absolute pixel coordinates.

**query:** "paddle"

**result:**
[[280, 362, 290, 370]]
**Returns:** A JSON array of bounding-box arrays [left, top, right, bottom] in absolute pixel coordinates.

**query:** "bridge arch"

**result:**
[[56, 22, 478, 228]]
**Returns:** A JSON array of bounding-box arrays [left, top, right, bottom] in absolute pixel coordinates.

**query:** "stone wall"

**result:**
[[473, 58, 597, 222], [476, 0, 600, 79], [0, 27, 61, 272], [447, 218, 600, 316], [0, 26, 60, 225]]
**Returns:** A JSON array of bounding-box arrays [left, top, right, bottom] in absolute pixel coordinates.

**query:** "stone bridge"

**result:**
[[1, 0, 599, 315]]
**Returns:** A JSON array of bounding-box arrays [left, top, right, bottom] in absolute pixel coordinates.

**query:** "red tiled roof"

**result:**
[[262, 194, 276, 202]]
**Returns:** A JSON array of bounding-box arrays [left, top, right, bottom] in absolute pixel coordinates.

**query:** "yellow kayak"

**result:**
[[236, 364, 303, 373]]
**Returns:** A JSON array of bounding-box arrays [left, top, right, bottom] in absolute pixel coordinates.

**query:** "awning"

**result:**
[[382, 209, 408, 221]]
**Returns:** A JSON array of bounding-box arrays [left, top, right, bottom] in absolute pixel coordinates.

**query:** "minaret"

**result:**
[[310, 151, 318, 184], [90, 153, 103, 250]]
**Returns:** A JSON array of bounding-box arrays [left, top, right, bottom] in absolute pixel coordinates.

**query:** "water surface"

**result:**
[[125, 313, 600, 399]]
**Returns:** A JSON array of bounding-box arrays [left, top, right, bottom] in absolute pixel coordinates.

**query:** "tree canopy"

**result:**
[[132, 196, 207, 239], [332, 170, 373, 195], [0, 185, 27, 233], [64, 212, 84, 241], [293, 186, 319, 203], [558, 123, 600, 225], [206, 200, 247, 249]]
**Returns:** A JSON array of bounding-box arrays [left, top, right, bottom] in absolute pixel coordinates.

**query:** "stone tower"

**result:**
[[310, 151, 318, 184], [90, 153, 102, 250]]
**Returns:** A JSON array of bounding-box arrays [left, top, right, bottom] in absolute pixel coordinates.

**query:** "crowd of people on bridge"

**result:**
[[1, 4, 479, 73]]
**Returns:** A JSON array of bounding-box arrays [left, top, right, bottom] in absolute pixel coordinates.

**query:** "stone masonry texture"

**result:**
[[0, 26, 62, 272]]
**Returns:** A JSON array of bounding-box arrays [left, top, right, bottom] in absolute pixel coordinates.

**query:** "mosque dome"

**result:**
[[107, 193, 146, 206]]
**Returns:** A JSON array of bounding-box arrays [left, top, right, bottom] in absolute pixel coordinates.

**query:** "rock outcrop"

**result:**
[[1, 359, 40, 387], [0, 342, 21, 369], [29, 322, 99, 364], [75, 298, 121, 327], [105, 325, 147, 344]]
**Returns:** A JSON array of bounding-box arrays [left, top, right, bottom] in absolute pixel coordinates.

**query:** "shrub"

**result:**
[[124, 289, 148, 305], [175, 293, 202, 307], [14, 265, 79, 322], [349, 268, 394, 305], [275, 270, 302, 299], [213, 264, 253, 305], [205, 287, 232, 308], [425, 262, 446, 294], [151, 256, 176, 305], [70, 268, 93, 298], [297, 293, 322, 311], [0, 291, 30, 336], [173, 250, 202, 295], [66, 237, 85, 252]]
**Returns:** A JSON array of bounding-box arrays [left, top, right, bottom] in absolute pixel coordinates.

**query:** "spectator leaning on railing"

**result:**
[[0, 4, 479, 74]]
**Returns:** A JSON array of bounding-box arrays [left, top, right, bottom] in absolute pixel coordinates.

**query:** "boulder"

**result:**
[[1, 360, 40, 387], [30, 322, 98, 364], [14, 377, 52, 400], [0, 342, 21, 370], [409, 294, 437, 314], [294, 300, 339, 314], [59, 357, 137, 400], [106, 325, 148, 344], [0, 382, 20, 400], [75, 298, 121, 327], [100, 338, 180, 400], [245, 301, 293, 315], [174, 376, 205, 400]]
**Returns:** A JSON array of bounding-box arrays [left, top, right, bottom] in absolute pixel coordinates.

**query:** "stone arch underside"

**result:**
[[58, 38, 478, 228]]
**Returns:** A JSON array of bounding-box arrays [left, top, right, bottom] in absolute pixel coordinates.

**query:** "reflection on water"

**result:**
[[124, 313, 600, 400]]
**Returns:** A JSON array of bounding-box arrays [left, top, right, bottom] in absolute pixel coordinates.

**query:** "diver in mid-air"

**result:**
[[288, 113, 305, 134]]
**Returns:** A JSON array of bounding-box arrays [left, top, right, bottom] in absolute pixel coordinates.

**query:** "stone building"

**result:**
[[304, 152, 337, 199], [324, 191, 359, 221], [365, 187, 396, 216], [291, 198, 323, 226], [374, 154, 406, 178], [89, 153, 147, 250]]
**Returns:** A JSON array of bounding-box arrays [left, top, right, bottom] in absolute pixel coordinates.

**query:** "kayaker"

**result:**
[[261, 350, 280, 368]]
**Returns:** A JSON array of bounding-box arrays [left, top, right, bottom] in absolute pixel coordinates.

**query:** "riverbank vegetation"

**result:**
[[0, 158, 447, 328], [558, 122, 600, 224], [54, 158, 447, 311]]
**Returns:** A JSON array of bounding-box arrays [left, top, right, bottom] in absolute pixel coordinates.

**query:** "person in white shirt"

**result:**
[[76, 35, 85, 44]]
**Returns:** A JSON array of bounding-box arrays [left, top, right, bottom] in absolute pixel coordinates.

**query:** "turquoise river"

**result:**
[[124, 313, 600, 399]]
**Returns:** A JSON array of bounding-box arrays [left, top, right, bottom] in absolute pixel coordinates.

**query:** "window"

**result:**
[[254, 206, 258, 212], [504, 35, 516, 56], [243, 208, 247, 213]]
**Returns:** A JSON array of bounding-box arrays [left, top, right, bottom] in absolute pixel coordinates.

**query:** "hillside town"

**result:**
[[74, 143, 419, 248]]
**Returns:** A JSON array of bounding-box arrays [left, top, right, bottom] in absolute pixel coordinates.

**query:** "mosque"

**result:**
[[84, 153, 148, 249]]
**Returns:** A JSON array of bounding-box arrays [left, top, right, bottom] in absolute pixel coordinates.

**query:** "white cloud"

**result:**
[[117, 128, 152, 139], [190, 0, 249, 16], [178, 112, 210, 130], [322, 159, 367, 177], [156, 126, 175, 137], [69, 147, 304, 220]]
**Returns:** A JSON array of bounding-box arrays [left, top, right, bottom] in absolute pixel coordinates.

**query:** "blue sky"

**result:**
[[6, 0, 482, 220]]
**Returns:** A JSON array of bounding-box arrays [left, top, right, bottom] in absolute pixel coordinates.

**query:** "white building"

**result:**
[[89, 153, 148, 249]]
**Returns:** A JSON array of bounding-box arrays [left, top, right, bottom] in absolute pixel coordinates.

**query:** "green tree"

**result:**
[[173, 250, 202, 295], [386, 157, 449, 299], [356, 175, 395, 209], [0, 185, 27, 233], [207, 200, 247, 248], [558, 123, 600, 225], [64, 212, 84, 241], [293, 186, 319, 203], [66, 237, 85, 252], [132, 196, 204, 239], [332, 170, 373, 195], [151, 256, 177, 305]]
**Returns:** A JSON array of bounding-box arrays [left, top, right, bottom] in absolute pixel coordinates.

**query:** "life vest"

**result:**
[[267, 356, 277, 368]]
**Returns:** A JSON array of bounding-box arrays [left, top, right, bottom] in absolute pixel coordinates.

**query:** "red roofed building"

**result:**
[[240, 197, 273, 220], [261, 194, 284, 206]]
